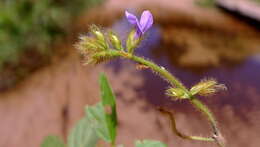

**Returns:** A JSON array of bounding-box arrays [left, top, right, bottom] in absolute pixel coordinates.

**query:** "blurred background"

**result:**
[[0, 0, 260, 146]]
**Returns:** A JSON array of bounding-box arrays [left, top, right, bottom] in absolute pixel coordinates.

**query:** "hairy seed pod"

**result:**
[[190, 78, 227, 96]]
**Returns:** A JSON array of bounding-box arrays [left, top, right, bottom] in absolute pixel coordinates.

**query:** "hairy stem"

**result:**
[[130, 54, 188, 91], [112, 50, 224, 146], [190, 98, 217, 133], [190, 98, 225, 147]]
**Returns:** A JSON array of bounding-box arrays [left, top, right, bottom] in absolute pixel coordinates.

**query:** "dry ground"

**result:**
[[0, 0, 260, 147]]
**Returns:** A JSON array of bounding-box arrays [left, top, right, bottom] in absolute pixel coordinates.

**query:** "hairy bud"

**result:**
[[126, 30, 141, 54], [108, 32, 123, 50], [90, 25, 109, 50]]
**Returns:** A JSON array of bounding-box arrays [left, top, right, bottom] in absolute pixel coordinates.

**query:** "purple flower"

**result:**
[[125, 10, 153, 38]]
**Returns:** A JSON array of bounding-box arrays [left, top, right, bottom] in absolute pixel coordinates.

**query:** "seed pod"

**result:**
[[166, 88, 189, 100], [190, 78, 227, 96]]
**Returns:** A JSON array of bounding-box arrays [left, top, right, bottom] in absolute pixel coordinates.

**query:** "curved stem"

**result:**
[[130, 54, 188, 91], [158, 108, 214, 142], [110, 50, 224, 146], [190, 98, 218, 133], [190, 98, 225, 147]]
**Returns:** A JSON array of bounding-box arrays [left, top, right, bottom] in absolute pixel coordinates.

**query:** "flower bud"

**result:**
[[126, 30, 140, 54], [93, 30, 105, 42], [109, 32, 123, 50], [76, 35, 105, 52], [90, 25, 108, 50], [166, 88, 189, 100]]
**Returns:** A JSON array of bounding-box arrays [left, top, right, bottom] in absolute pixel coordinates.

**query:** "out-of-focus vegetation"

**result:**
[[0, 0, 102, 90], [41, 73, 167, 147], [254, 0, 260, 3], [195, 0, 215, 7]]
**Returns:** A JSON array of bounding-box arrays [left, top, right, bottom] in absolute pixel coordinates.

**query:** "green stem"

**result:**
[[190, 98, 217, 133], [133, 56, 186, 90], [112, 50, 224, 146], [190, 98, 225, 147], [124, 52, 187, 91]]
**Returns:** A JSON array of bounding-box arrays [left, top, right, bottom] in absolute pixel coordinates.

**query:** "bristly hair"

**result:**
[[190, 78, 227, 97]]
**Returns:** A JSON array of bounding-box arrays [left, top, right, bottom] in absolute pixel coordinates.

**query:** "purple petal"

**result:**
[[139, 10, 153, 33], [125, 11, 138, 25], [125, 11, 143, 37], [134, 27, 143, 38]]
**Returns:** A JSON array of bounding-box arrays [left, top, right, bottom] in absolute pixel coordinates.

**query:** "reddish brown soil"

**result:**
[[1, 50, 259, 147], [0, 0, 260, 147]]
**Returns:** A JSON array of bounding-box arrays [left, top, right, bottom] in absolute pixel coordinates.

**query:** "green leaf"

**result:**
[[41, 136, 65, 147], [86, 103, 110, 142], [67, 117, 99, 147], [98, 73, 117, 143], [135, 140, 168, 147], [67, 73, 118, 147], [99, 73, 116, 106]]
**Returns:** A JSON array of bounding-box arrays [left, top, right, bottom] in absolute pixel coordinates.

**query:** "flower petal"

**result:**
[[139, 10, 153, 33], [134, 26, 143, 38], [125, 11, 138, 25], [125, 11, 143, 38]]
